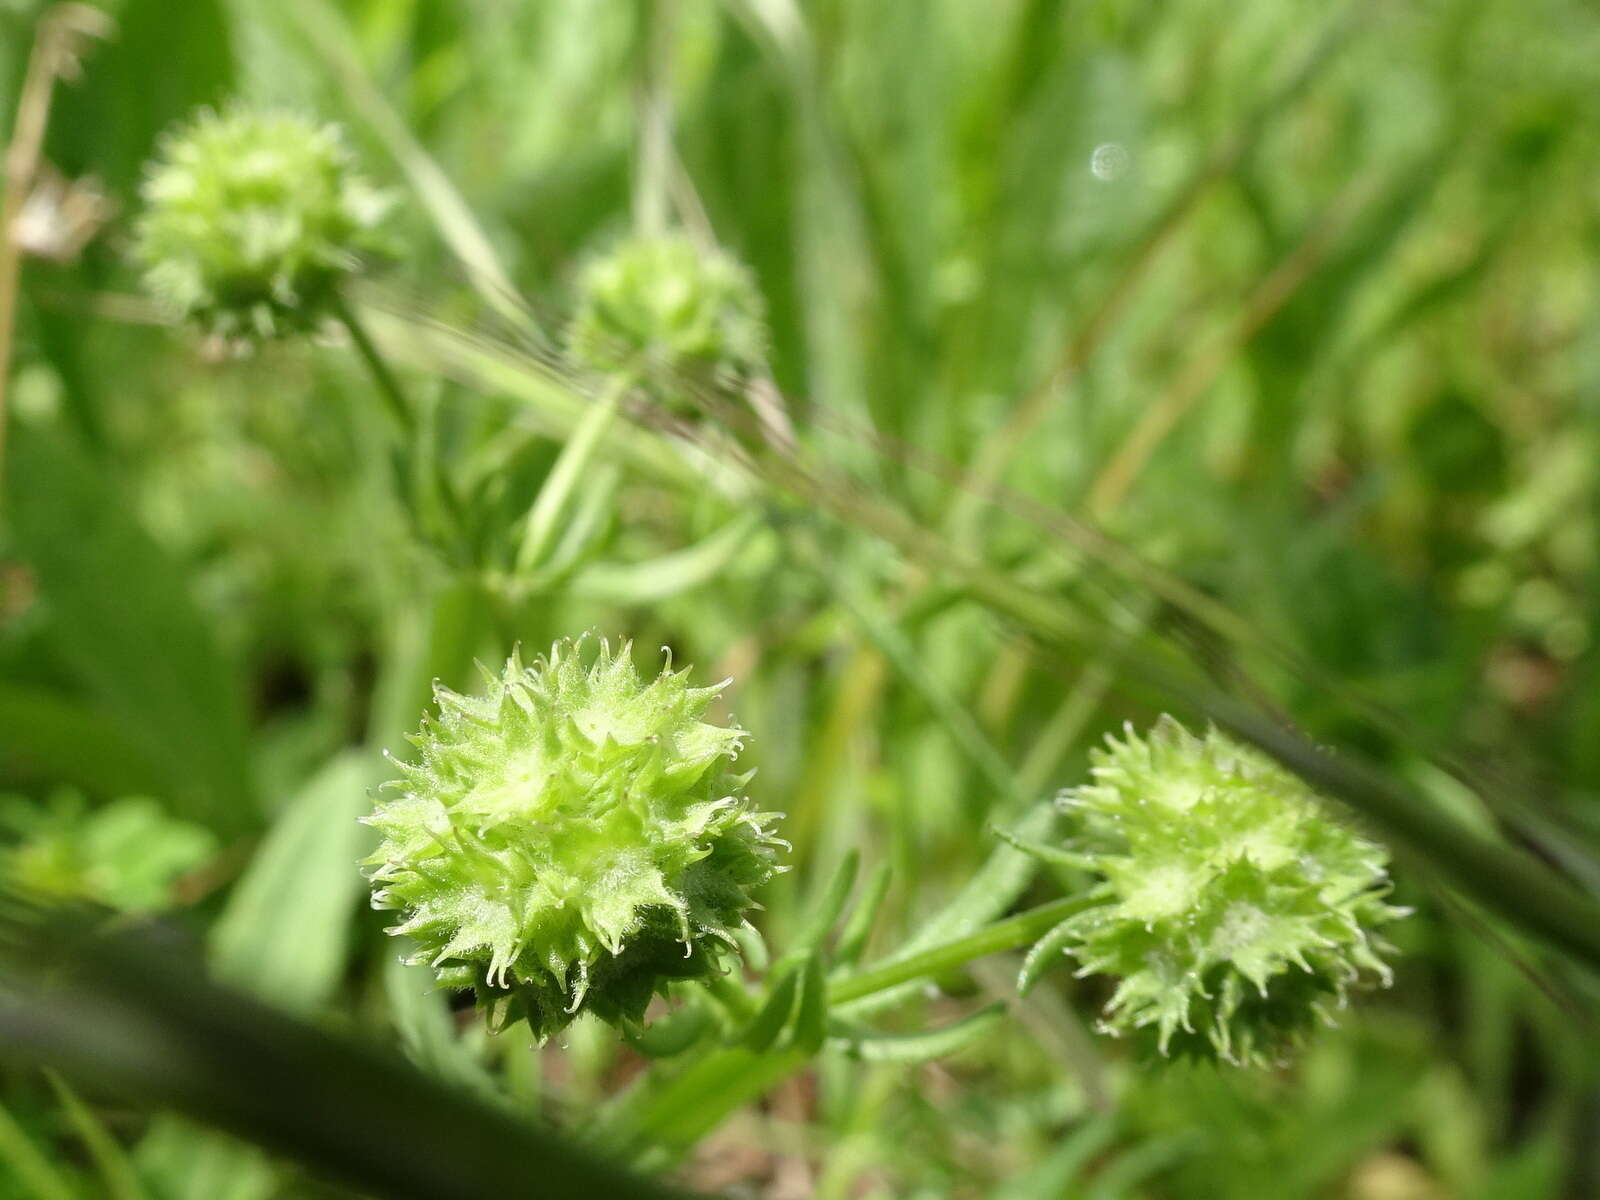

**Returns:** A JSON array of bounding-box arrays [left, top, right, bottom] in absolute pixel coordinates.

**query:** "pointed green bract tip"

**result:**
[[134, 106, 391, 343], [363, 636, 786, 1041], [1031, 717, 1406, 1067], [566, 232, 766, 407]]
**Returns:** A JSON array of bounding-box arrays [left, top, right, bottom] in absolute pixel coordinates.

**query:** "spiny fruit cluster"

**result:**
[[566, 232, 766, 406], [364, 638, 785, 1040], [135, 107, 390, 342], [1031, 717, 1405, 1066]]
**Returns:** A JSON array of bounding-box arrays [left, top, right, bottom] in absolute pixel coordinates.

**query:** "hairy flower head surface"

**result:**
[[1036, 717, 1405, 1066], [364, 637, 785, 1039], [135, 107, 390, 342], [567, 232, 766, 406]]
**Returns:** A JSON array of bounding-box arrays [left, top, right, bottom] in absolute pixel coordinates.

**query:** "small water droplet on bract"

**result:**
[[1090, 142, 1130, 182]]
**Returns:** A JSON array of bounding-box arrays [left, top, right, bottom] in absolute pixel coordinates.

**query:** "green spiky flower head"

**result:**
[[135, 107, 391, 342], [364, 637, 785, 1040], [1029, 717, 1405, 1066], [567, 232, 766, 406]]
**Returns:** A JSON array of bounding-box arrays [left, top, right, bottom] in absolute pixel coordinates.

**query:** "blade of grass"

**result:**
[[282, 0, 536, 334], [45, 1071, 151, 1200], [0, 899, 699, 1200], [0, 1094, 75, 1200]]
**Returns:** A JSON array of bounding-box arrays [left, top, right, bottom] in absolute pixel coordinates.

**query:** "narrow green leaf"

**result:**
[[383, 954, 501, 1101], [516, 383, 624, 574], [738, 964, 800, 1053], [45, 1071, 150, 1200], [832, 1002, 1005, 1064], [211, 750, 380, 1011], [843, 801, 1058, 1017], [832, 860, 892, 968], [778, 849, 859, 967], [571, 512, 762, 605], [789, 952, 829, 1054], [134, 1122, 274, 1200], [992, 824, 1096, 873], [995, 1117, 1117, 1200], [282, 0, 534, 332], [1017, 919, 1078, 997], [0, 1095, 75, 1200]]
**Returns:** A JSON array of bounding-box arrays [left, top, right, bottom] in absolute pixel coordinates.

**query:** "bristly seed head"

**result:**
[[363, 636, 786, 1041], [566, 232, 766, 409], [1027, 716, 1406, 1067], [134, 106, 391, 345]]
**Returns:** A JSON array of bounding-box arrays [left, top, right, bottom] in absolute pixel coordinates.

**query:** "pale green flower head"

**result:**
[[1033, 717, 1405, 1067], [364, 637, 785, 1040], [567, 232, 766, 406], [135, 107, 391, 342]]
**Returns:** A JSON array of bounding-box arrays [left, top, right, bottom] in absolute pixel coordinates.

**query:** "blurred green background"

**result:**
[[3, 0, 1600, 1196]]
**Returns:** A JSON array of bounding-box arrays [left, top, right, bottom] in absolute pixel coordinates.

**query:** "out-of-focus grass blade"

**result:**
[[738, 963, 800, 1053], [4, 426, 256, 834], [0, 899, 697, 1200], [383, 953, 501, 1103], [777, 849, 858, 967], [570, 512, 762, 604], [832, 1002, 1005, 1064], [824, 561, 1024, 809], [0, 683, 167, 798], [597, 1042, 807, 1168], [832, 860, 892, 969], [45, 1072, 150, 1200], [137, 753, 380, 1200], [840, 800, 1059, 1019], [281, 0, 536, 333], [994, 1116, 1117, 1200], [211, 749, 379, 1011], [790, 952, 829, 1053], [0, 1094, 75, 1200], [135, 1124, 274, 1200], [359, 304, 703, 490]]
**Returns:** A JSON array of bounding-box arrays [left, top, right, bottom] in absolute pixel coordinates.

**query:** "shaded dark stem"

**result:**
[[332, 292, 414, 435]]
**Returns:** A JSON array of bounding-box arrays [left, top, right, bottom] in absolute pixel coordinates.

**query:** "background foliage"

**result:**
[[3, 0, 1600, 1196]]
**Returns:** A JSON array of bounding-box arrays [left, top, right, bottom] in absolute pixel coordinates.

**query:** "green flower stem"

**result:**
[[827, 894, 1099, 1006], [514, 374, 629, 576], [608, 894, 1101, 1161], [332, 293, 414, 435], [702, 969, 760, 1025]]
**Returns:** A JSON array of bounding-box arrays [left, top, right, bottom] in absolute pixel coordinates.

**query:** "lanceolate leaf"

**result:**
[[832, 1002, 1005, 1064]]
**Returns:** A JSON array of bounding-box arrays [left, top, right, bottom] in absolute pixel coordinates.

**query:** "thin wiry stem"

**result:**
[[0, 5, 112, 505], [828, 894, 1099, 1006], [332, 291, 414, 435]]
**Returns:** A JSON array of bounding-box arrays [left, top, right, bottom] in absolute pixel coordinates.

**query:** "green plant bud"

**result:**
[[1031, 717, 1406, 1067], [134, 107, 391, 343], [364, 638, 786, 1040], [566, 232, 766, 405], [0, 792, 217, 913]]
